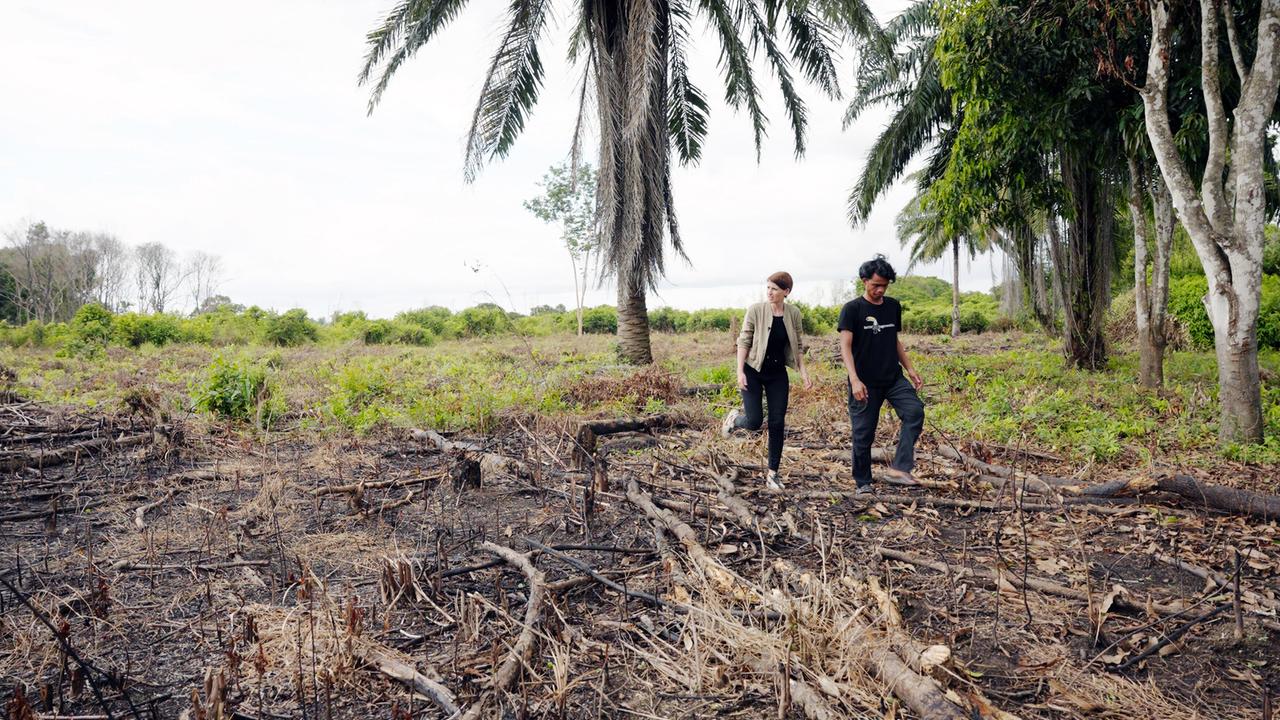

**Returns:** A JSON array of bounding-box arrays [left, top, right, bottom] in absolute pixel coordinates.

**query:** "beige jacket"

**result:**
[[736, 302, 805, 372]]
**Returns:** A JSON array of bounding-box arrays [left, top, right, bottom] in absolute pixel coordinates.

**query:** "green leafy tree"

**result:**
[[895, 177, 990, 336], [360, 0, 880, 363], [524, 162, 599, 335]]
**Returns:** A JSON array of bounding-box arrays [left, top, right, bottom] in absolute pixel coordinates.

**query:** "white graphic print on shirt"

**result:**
[[863, 316, 895, 334]]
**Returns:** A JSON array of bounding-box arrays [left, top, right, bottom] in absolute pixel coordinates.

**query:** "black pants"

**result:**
[[734, 365, 789, 471], [848, 374, 924, 486]]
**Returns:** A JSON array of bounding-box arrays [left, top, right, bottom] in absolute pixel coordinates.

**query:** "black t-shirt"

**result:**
[[760, 315, 789, 375], [837, 296, 903, 387]]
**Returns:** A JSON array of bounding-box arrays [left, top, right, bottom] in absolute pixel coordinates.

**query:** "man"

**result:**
[[837, 256, 925, 492]]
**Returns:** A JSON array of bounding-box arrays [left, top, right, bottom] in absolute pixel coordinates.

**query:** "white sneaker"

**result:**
[[765, 469, 784, 490], [720, 408, 742, 437]]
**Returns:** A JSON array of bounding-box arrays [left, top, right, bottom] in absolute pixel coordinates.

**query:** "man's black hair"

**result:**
[[858, 254, 897, 282]]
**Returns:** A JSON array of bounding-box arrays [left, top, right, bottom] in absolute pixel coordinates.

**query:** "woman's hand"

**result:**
[[737, 369, 749, 390]]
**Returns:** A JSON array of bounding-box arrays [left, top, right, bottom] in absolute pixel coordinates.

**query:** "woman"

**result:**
[[721, 271, 812, 489]]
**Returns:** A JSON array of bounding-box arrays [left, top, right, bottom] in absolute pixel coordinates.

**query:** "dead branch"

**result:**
[[409, 429, 529, 479], [0, 432, 150, 472], [879, 548, 1189, 616], [1114, 604, 1229, 672], [460, 541, 546, 720], [351, 638, 460, 718]]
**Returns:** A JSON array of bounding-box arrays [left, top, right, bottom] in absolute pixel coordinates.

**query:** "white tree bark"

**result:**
[[1141, 0, 1280, 442]]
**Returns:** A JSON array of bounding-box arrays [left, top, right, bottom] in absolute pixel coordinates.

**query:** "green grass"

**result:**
[[0, 330, 1276, 466]]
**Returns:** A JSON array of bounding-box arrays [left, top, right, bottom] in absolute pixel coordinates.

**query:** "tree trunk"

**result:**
[[1054, 150, 1112, 371], [950, 237, 961, 337], [616, 283, 653, 364], [1128, 152, 1170, 388], [1140, 0, 1277, 444]]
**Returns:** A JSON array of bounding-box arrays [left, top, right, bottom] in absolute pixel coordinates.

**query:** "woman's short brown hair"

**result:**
[[767, 271, 793, 291]]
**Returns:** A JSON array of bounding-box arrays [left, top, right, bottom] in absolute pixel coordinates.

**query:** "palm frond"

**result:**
[[623, 0, 663, 139], [745, 0, 808, 156], [784, 5, 842, 100], [463, 0, 553, 181], [811, 0, 890, 54], [668, 0, 710, 165], [360, 0, 473, 113], [697, 0, 768, 156], [847, 53, 950, 225]]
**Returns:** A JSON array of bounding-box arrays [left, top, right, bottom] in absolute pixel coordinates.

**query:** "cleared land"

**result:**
[[1, 332, 1278, 719]]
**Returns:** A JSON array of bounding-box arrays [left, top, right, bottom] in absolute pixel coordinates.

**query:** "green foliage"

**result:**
[[648, 307, 690, 333], [396, 306, 453, 336], [793, 303, 839, 335], [264, 309, 319, 347], [325, 360, 394, 432], [581, 306, 618, 334], [445, 304, 512, 338], [193, 355, 282, 426], [113, 312, 185, 348], [686, 309, 736, 332], [64, 304, 115, 356]]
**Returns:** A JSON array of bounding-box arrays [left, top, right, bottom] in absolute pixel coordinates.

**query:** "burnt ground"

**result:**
[[1, 394, 1278, 720]]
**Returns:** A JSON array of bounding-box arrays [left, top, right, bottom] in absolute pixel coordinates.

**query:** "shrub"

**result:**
[[65, 304, 115, 356], [265, 309, 318, 347], [581, 305, 618, 334], [793, 302, 839, 335], [113, 312, 184, 347], [648, 307, 690, 333], [446, 305, 512, 337], [1167, 276, 1214, 350], [686, 308, 735, 331], [193, 355, 282, 426], [396, 306, 452, 336]]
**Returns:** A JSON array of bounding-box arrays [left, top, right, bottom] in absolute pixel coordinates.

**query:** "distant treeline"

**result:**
[[2, 273, 1276, 354]]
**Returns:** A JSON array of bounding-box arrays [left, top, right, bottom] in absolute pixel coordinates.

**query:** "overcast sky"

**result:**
[[0, 0, 1001, 318]]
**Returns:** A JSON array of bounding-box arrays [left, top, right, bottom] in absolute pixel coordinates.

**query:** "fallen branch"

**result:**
[[1114, 604, 1229, 672], [878, 548, 1188, 616], [521, 536, 677, 612], [410, 429, 529, 479], [0, 432, 150, 473], [132, 469, 226, 530], [1068, 473, 1280, 521], [460, 541, 546, 720], [352, 638, 460, 718]]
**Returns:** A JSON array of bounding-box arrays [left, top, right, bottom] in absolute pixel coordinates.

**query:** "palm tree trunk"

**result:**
[[950, 237, 961, 337], [616, 282, 652, 364]]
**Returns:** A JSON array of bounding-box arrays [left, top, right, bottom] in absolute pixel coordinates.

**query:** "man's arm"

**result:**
[[840, 330, 867, 401], [896, 339, 923, 390]]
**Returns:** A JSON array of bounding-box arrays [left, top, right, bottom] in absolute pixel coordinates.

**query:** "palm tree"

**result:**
[[360, 0, 880, 363], [895, 179, 988, 336]]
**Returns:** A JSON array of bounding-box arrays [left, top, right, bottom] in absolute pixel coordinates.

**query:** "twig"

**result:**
[[1114, 604, 1228, 672]]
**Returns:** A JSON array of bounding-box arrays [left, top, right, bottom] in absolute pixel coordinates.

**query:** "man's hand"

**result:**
[[849, 378, 867, 402], [907, 369, 923, 391], [737, 369, 749, 391], [801, 368, 813, 390]]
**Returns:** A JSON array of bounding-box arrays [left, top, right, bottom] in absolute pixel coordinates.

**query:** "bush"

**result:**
[[648, 307, 690, 333], [1167, 276, 1215, 350], [265, 309, 318, 347], [793, 302, 839, 335], [446, 305, 512, 337], [686, 308, 736, 331], [113, 312, 184, 347], [902, 310, 949, 334], [193, 356, 282, 426], [581, 305, 618, 334], [396, 306, 452, 336], [65, 304, 115, 356]]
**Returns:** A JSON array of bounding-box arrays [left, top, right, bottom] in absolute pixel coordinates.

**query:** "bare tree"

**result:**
[[1141, 0, 1280, 442], [134, 242, 185, 313], [185, 251, 223, 315], [92, 234, 131, 311]]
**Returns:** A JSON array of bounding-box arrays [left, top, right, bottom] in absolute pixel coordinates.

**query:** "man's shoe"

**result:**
[[765, 469, 784, 490], [853, 482, 875, 497], [882, 467, 920, 486], [720, 408, 742, 437]]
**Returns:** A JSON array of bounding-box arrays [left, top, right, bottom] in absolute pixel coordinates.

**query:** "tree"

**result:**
[[134, 242, 184, 313], [1140, 0, 1280, 443], [360, 0, 876, 363], [929, 0, 1136, 370], [895, 178, 989, 336], [1125, 149, 1176, 387], [524, 162, 599, 336], [186, 251, 224, 315]]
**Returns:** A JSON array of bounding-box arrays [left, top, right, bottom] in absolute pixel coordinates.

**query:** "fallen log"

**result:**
[[460, 541, 546, 720], [352, 638, 460, 718], [409, 429, 529, 480], [0, 432, 150, 473], [1067, 473, 1280, 521], [878, 548, 1188, 616], [572, 414, 675, 469]]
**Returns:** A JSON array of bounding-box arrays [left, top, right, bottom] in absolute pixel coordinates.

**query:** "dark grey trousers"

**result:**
[[848, 374, 924, 486]]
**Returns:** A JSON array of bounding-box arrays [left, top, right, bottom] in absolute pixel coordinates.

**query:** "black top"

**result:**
[[761, 315, 790, 375], [837, 296, 903, 387]]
